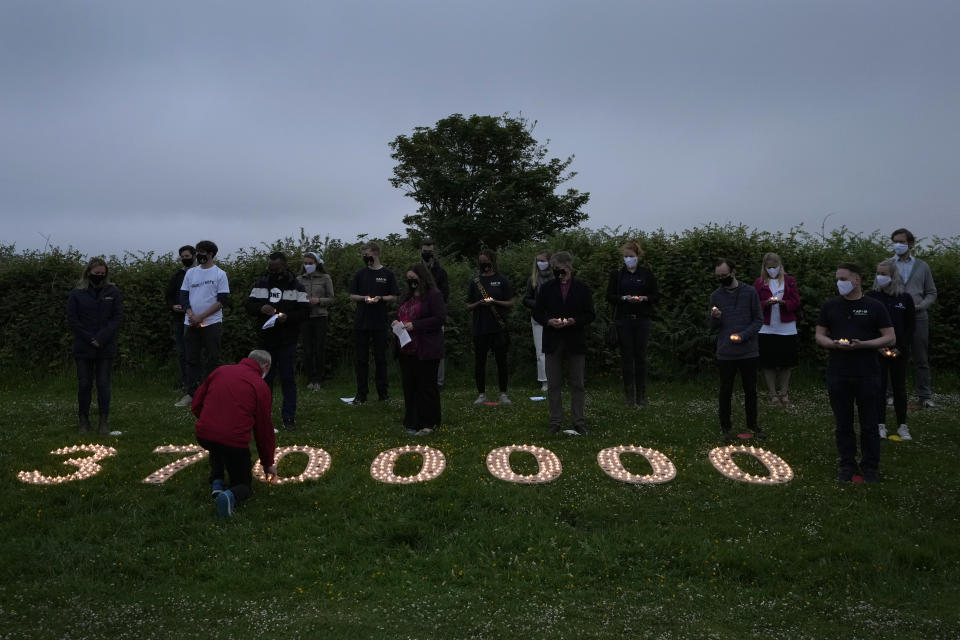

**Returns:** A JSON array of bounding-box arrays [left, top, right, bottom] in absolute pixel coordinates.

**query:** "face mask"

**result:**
[[624, 256, 638, 269], [875, 274, 891, 288], [196, 254, 209, 265], [304, 264, 316, 274], [536, 261, 550, 271], [407, 279, 419, 289], [479, 262, 493, 273], [837, 280, 855, 296], [363, 255, 374, 266], [88, 274, 105, 286], [421, 252, 434, 262], [893, 243, 909, 256], [717, 275, 733, 287], [553, 269, 567, 279], [181, 258, 194, 268], [766, 267, 780, 278]]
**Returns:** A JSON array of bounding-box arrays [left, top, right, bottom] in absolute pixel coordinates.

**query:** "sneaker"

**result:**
[[474, 393, 487, 405], [210, 479, 225, 499], [405, 427, 419, 435], [878, 424, 888, 439], [174, 394, 193, 408], [921, 399, 936, 409], [837, 467, 855, 482], [886, 396, 894, 407], [498, 393, 511, 405], [753, 429, 768, 440], [216, 489, 236, 518], [283, 418, 296, 431], [540, 381, 548, 392], [897, 424, 912, 441]]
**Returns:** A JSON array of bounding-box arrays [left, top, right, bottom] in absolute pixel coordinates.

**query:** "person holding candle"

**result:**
[[523, 249, 554, 392], [393, 263, 446, 435], [298, 252, 335, 391], [708, 258, 764, 440], [867, 259, 915, 440], [753, 253, 801, 407], [467, 249, 515, 404], [247, 252, 310, 430], [349, 242, 399, 404], [193, 350, 277, 518], [606, 239, 659, 406], [815, 263, 895, 482], [66, 257, 124, 435]]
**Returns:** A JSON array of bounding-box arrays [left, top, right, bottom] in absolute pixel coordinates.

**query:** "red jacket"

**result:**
[[192, 358, 276, 468], [753, 275, 801, 325]]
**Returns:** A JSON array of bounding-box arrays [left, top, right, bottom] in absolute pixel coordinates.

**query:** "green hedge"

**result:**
[[1, 224, 956, 379]]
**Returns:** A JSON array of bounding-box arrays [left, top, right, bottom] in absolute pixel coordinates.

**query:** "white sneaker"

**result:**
[[474, 394, 486, 405], [540, 381, 548, 392], [499, 393, 512, 405], [878, 424, 887, 439], [921, 399, 936, 409], [897, 424, 912, 440], [174, 394, 192, 408], [886, 396, 894, 407]]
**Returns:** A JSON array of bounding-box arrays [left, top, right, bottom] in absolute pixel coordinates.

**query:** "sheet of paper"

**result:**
[[392, 322, 412, 347], [262, 313, 279, 330]]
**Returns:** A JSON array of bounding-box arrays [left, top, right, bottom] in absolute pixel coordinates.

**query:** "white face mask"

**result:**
[[623, 256, 638, 269], [837, 280, 855, 296], [893, 242, 909, 256], [536, 261, 550, 271], [766, 266, 781, 278], [304, 264, 317, 274], [875, 274, 891, 288]]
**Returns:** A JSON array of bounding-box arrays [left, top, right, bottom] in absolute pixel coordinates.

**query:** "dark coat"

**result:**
[[246, 271, 310, 347], [400, 288, 446, 360], [534, 277, 596, 354], [66, 284, 124, 358]]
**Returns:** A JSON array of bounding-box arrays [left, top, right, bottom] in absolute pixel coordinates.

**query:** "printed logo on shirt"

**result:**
[[489, 280, 502, 287], [376, 277, 388, 284], [852, 308, 869, 316], [269, 287, 282, 304], [192, 280, 218, 288], [894, 302, 906, 310]]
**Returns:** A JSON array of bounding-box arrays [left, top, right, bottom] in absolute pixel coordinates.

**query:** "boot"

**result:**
[[78, 415, 90, 435], [98, 414, 110, 435]]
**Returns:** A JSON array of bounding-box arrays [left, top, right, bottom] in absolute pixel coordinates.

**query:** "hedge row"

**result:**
[[1, 224, 957, 380]]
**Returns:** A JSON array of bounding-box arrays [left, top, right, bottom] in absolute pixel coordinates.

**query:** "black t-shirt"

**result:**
[[817, 295, 892, 376], [350, 266, 399, 330], [467, 273, 513, 335]]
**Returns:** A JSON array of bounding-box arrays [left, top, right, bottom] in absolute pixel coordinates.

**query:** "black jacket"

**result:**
[[246, 271, 310, 347], [165, 268, 188, 320], [534, 277, 596, 354], [66, 284, 124, 358], [606, 266, 659, 323]]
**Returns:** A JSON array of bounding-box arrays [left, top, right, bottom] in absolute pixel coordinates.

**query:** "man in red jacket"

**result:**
[[192, 350, 278, 517]]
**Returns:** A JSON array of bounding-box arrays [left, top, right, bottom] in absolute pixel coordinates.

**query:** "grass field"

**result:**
[[1, 368, 958, 639]]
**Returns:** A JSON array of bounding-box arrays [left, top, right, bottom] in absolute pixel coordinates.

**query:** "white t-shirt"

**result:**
[[759, 278, 797, 336], [181, 265, 230, 326]]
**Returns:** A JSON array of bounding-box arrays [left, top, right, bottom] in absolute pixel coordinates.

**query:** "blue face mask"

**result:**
[[624, 256, 638, 269], [837, 280, 855, 296]]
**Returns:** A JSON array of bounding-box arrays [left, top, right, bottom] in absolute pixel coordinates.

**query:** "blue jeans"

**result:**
[[265, 342, 297, 421]]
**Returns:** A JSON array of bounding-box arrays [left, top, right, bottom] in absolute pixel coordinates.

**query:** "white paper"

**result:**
[[340, 397, 355, 404], [262, 313, 279, 330], [392, 322, 412, 347], [529, 396, 546, 402], [109, 431, 122, 436]]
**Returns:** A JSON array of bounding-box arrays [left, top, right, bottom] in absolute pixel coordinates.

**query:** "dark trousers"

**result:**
[[474, 332, 509, 393], [301, 316, 327, 384], [76, 357, 112, 417], [185, 323, 223, 395], [827, 373, 881, 473], [913, 313, 931, 400], [879, 356, 908, 426], [618, 319, 651, 402], [399, 354, 441, 429], [171, 318, 188, 393], [546, 343, 586, 429], [265, 342, 297, 420], [196, 437, 252, 503], [717, 358, 758, 432], [355, 328, 389, 401]]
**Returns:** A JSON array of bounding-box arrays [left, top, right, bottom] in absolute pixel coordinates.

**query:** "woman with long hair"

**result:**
[[466, 249, 514, 404], [394, 263, 445, 435], [298, 251, 335, 390], [867, 258, 916, 440], [66, 257, 124, 434], [754, 252, 801, 406], [522, 249, 554, 392]]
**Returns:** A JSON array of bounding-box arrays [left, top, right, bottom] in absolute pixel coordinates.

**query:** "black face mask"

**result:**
[[717, 275, 733, 287], [363, 255, 375, 266], [89, 274, 106, 287], [196, 254, 209, 265], [407, 279, 419, 289], [268, 270, 286, 282], [553, 269, 566, 279], [182, 258, 194, 268], [479, 262, 493, 273], [421, 252, 434, 262]]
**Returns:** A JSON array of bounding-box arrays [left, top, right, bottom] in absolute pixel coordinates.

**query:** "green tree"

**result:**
[[389, 113, 590, 258]]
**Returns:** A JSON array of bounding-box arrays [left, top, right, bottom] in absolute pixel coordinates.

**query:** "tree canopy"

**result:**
[[389, 113, 589, 258]]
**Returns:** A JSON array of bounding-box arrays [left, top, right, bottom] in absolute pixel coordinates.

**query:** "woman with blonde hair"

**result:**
[[522, 249, 554, 392], [606, 238, 659, 406], [753, 252, 801, 406]]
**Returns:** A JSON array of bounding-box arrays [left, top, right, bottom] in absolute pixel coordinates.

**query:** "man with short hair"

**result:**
[[890, 228, 938, 408], [349, 242, 399, 403], [534, 251, 595, 435], [177, 240, 230, 407], [246, 252, 310, 430], [420, 238, 449, 387], [166, 245, 195, 401], [816, 263, 895, 483], [193, 350, 277, 518], [708, 258, 765, 440]]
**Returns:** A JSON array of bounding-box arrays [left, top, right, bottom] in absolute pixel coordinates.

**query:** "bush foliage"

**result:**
[[1, 224, 956, 378]]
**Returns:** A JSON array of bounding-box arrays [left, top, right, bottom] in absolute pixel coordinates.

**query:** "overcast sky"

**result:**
[[1, 0, 958, 258]]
